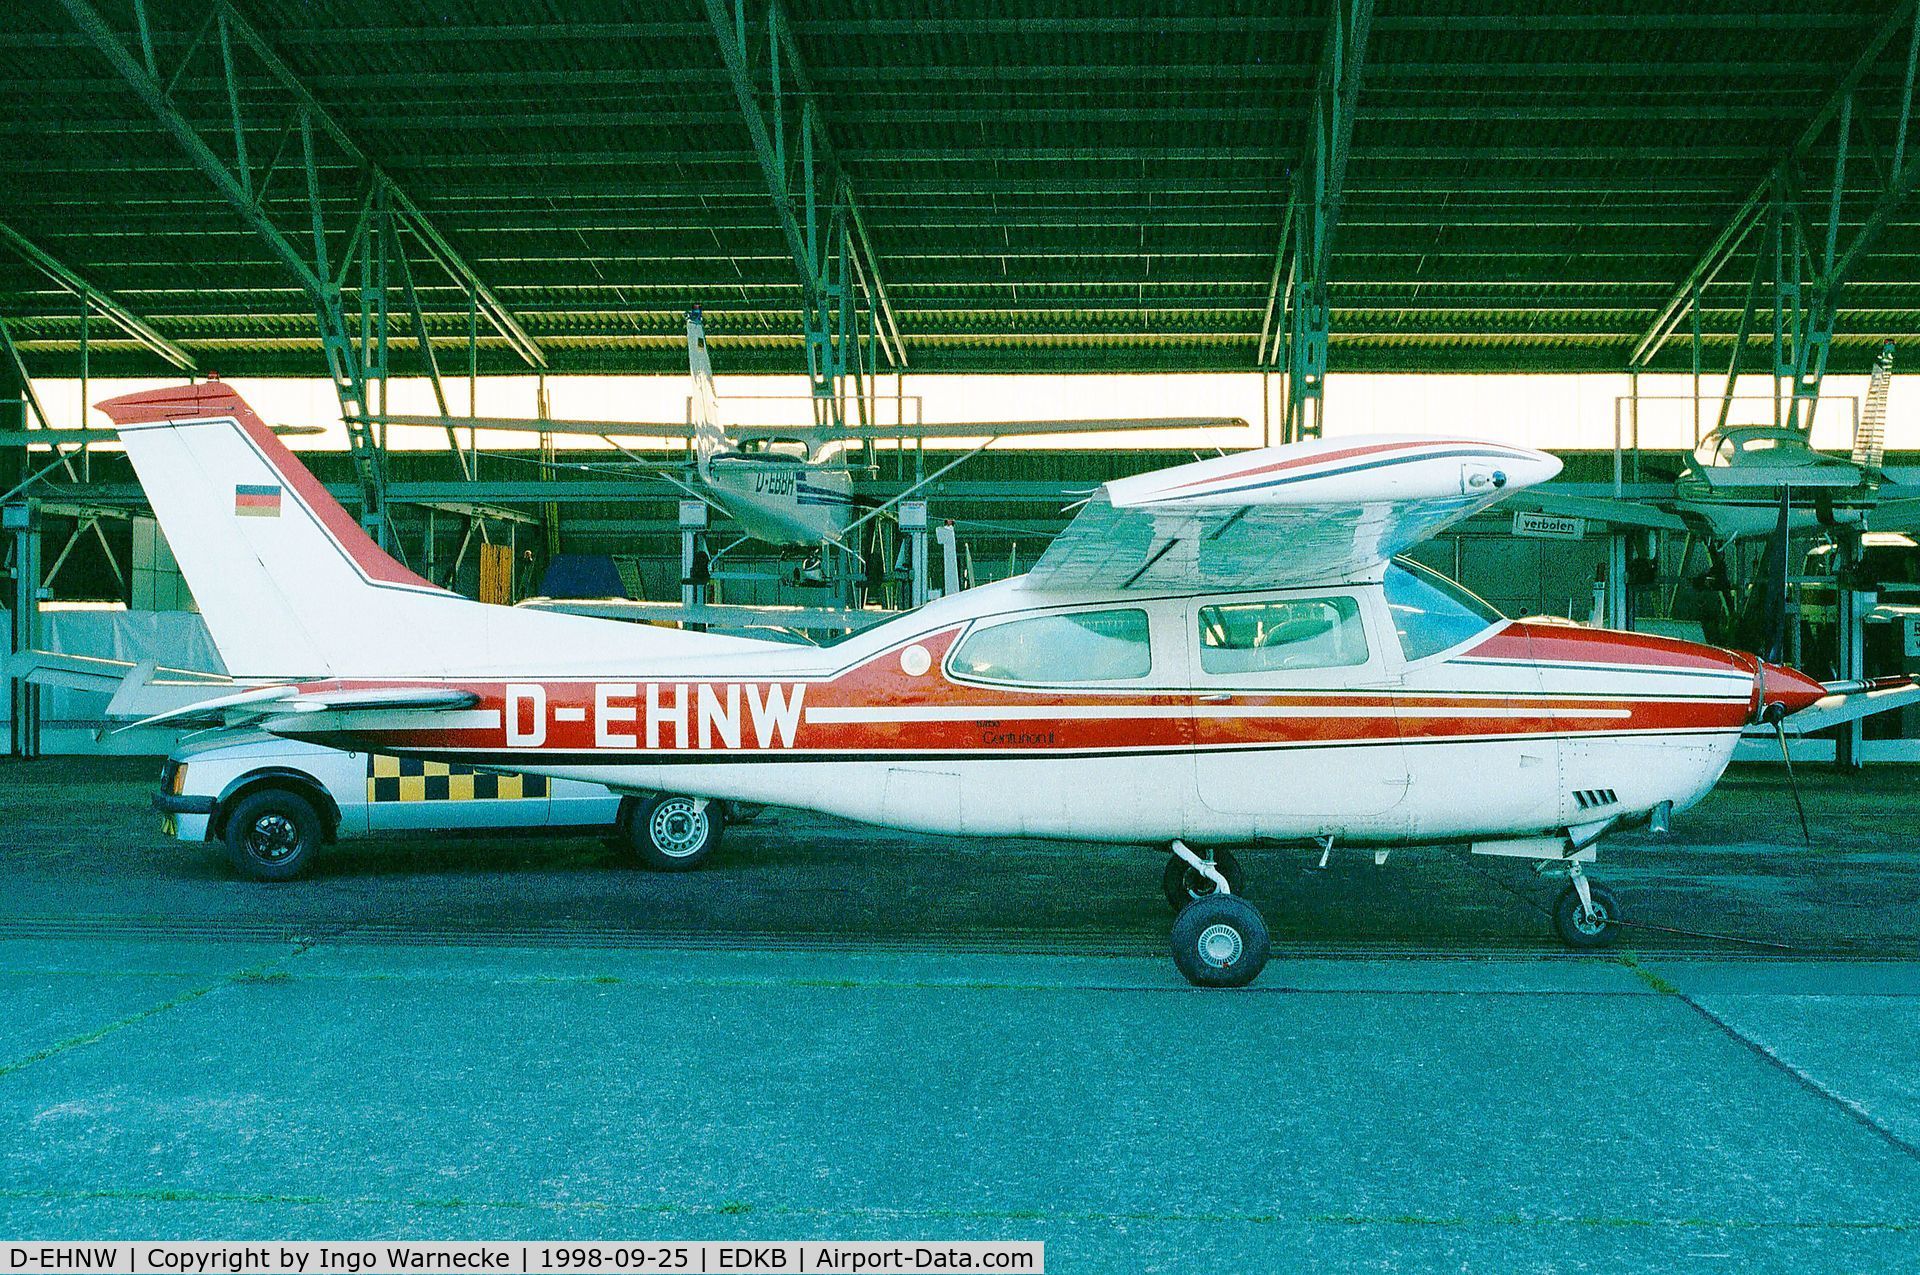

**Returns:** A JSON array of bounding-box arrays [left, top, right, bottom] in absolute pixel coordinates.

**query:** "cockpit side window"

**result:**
[[1196, 597, 1368, 673], [950, 608, 1152, 683], [1382, 559, 1505, 663]]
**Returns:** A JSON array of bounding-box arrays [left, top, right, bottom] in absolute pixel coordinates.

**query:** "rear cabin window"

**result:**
[[1382, 559, 1504, 663], [1197, 597, 1369, 673], [950, 608, 1151, 683]]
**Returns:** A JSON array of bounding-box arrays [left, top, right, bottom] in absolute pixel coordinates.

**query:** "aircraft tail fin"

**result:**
[[686, 307, 726, 475], [98, 381, 764, 680], [1853, 338, 1895, 472]]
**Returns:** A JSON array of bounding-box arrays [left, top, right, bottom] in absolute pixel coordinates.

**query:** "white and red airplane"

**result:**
[[101, 380, 1850, 987]]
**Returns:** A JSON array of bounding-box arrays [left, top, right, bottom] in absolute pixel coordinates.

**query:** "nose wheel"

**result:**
[[1551, 878, 1621, 949]]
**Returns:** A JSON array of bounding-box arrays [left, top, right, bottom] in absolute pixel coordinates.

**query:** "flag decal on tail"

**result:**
[[234, 483, 282, 517]]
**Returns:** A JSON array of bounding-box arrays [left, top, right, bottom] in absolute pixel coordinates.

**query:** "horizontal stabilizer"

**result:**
[[116, 683, 480, 734]]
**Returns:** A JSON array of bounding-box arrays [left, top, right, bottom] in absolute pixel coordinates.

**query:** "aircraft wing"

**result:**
[[814, 417, 1248, 440], [1693, 464, 1860, 489], [1024, 436, 1561, 592], [371, 414, 1247, 442], [372, 414, 694, 439], [1866, 498, 1920, 532], [1501, 489, 1689, 532]]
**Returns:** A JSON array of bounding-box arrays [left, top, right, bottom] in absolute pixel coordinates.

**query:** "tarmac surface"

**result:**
[[2, 755, 1918, 1270]]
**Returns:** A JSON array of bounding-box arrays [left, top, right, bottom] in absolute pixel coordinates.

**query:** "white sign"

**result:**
[[1905, 616, 1920, 658], [1512, 510, 1586, 540]]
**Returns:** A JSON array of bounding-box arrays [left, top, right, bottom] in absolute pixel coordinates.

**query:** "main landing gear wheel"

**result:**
[[626, 794, 724, 871], [1161, 847, 1246, 911], [1551, 882, 1621, 949], [1170, 894, 1271, 989]]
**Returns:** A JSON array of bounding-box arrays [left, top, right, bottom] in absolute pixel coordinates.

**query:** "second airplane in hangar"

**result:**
[[102, 382, 1862, 987], [375, 307, 1248, 556]]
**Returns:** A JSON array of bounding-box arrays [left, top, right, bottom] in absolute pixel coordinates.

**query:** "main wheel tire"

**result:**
[[1551, 882, 1621, 949], [1170, 893, 1271, 989], [1160, 847, 1247, 911], [222, 788, 322, 882], [627, 793, 724, 871]]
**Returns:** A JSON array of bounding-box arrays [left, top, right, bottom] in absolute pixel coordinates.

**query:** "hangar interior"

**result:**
[[6, 0, 1920, 761]]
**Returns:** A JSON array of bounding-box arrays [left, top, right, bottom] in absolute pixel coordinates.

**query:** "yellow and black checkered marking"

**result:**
[[366, 754, 549, 803]]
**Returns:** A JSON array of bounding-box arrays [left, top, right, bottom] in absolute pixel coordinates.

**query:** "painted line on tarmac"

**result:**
[[0, 981, 226, 1082], [1676, 993, 1920, 1163], [0, 937, 327, 1082]]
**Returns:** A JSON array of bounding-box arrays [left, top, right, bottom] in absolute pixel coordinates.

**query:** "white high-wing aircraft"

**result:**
[[102, 383, 1865, 987], [1513, 341, 1920, 544], [376, 308, 1249, 554]]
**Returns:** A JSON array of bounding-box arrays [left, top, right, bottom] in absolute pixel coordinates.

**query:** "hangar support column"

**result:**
[[1257, 0, 1373, 443], [703, 0, 904, 431], [1630, 0, 1920, 422]]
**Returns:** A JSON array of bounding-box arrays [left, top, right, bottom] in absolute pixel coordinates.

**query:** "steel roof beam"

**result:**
[[1629, 0, 1919, 369], [767, 9, 905, 367], [701, 0, 904, 376], [50, 0, 544, 375], [0, 10, 1884, 50], [0, 221, 195, 371], [208, 2, 544, 371], [1259, 0, 1374, 437]]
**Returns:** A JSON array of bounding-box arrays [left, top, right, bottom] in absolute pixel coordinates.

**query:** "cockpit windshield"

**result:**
[[1382, 558, 1505, 663]]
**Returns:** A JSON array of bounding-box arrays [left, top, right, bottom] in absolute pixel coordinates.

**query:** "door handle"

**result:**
[[1199, 693, 1233, 703]]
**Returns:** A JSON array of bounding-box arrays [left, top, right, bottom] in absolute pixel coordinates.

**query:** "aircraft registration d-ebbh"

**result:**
[[101, 381, 1861, 987]]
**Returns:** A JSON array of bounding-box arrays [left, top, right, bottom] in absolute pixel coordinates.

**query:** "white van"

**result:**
[[152, 731, 730, 880]]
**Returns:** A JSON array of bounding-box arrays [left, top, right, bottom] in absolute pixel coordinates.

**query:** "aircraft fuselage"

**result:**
[[269, 576, 1821, 850], [699, 454, 856, 547]]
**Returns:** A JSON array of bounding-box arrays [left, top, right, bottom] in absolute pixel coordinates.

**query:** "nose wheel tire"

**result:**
[[1551, 882, 1621, 949], [1170, 894, 1271, 988], [222, 788, 322, 882], [626, 793, 724, 871], [1161, 847, 1246, 912]]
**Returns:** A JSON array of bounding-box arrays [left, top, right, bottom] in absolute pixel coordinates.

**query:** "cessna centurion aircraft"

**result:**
[[101, 381, 1866, 987]]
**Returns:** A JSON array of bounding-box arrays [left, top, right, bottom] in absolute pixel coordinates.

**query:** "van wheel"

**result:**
[[627, 794, 723, 871], [222, 788, 322, 882]]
